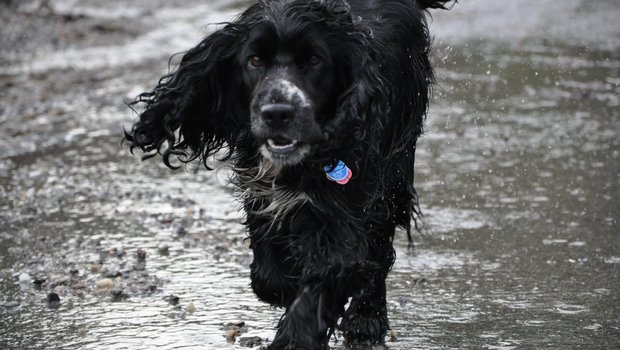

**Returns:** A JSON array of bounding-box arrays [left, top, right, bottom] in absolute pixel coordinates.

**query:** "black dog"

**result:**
[[126, 0, 452, 348]]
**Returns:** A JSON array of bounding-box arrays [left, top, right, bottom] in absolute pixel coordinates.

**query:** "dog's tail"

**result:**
[[417, 0, 456, 10]]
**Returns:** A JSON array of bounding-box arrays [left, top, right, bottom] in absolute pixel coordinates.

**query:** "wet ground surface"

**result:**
[[1, 1, 619, 349]]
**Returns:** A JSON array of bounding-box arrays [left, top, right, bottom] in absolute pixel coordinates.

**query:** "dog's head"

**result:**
[[240, 2, 351, 166], [125, 0, 417, 170]]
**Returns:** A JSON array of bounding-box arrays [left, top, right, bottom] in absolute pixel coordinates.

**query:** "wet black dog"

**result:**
[[126, 0, 452, 348]]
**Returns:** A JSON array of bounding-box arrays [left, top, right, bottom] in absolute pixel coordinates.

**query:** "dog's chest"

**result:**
[[236, 161, 311, 222]]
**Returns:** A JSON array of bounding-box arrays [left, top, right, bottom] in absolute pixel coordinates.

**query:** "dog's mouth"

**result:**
[[266, 137, 300, 153], [259, 135, 312, 166]]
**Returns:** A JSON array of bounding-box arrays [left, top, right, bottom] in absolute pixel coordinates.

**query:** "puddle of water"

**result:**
[[1, 0, 619, 349]]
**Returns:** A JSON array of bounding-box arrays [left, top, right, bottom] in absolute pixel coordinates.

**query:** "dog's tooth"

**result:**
[[267, 139, 297, 149]]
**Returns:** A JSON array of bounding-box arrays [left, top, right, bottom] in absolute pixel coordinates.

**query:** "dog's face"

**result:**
[[240, 20, 340, 167]]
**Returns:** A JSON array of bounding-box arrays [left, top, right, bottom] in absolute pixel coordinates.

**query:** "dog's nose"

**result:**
[[260, 103, 295, 129]]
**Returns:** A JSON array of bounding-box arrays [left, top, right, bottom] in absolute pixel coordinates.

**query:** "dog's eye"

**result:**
[[249, 56, 264, 67], [308, 55, 322, 67]]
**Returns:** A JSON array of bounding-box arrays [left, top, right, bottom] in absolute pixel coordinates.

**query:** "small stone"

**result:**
[[33, 278, 46, 289], [46, 293, 61, 309], [238, 336, 262, 347], [224, 321, 247, 344], [72, 282, 85, 290], [90, 264, 101, 274], [111, 289, 129, 302], [136, 248, 147, 262], [101, 265, 120, 278], [185, 302, 196, 314], [171, 198, 185, 208], [96, 278, 114, 290], [157, 245, 170, 256], [175, 226, 187, 237], [3, 300, 19, 309], [134, 249, 147, 270], [159, 216, 174, 224], [69, 269, 80, 278], [18, 272, 32, 284], [226, 328, 237, 344], [389, 329, 398, 342], [168, 295, 180, 306], [414, 277, 427, 285]]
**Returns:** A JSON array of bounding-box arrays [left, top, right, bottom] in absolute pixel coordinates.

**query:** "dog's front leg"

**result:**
[[268, 259, 375, 350], [270, 261, 367, 350], [264, 205, 372, 349], [268, 282, 341, 350]]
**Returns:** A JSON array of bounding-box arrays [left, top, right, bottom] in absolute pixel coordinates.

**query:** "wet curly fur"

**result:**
[[125, 0, 452, 348]]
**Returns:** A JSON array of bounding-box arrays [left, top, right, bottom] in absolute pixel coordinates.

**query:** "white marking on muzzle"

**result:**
[[277, 79, 310, 107]]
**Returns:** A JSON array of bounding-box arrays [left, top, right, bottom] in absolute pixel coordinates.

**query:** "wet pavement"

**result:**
[[1, 1, 619, 349]]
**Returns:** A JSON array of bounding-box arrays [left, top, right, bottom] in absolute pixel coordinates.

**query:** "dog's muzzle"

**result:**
[[250, 79, 322, 166]]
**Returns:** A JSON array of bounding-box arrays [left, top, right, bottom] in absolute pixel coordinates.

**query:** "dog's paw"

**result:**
[[339, 314, 389, 348]]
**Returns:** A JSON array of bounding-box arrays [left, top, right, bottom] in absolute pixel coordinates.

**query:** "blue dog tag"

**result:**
[[324, 160, 352, 185]]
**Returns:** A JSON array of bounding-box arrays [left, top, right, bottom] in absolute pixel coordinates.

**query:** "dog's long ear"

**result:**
[[330, 10, 435, 161], [329, 47, 390, 161], [125, 24, 246, 169]]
